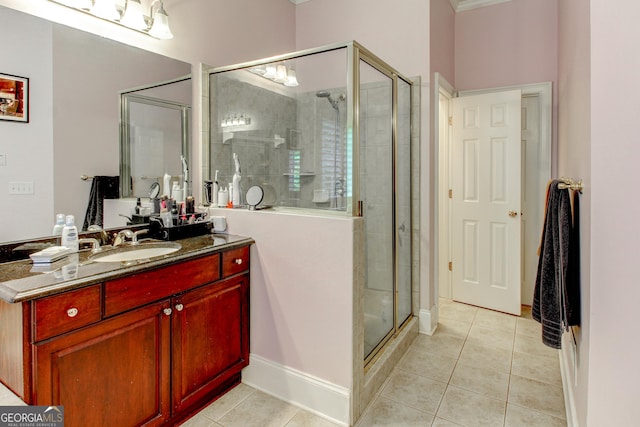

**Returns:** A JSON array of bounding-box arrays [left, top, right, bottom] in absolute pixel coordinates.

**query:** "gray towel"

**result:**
[[532, 180, 572, 349], [82, 176, 119, 230]]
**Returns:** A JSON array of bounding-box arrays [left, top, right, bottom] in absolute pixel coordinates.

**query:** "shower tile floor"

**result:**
[[0, 299, 566, 426]]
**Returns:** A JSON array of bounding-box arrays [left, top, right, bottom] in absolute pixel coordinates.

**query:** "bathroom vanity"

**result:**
[[0, 234, 252, 427]]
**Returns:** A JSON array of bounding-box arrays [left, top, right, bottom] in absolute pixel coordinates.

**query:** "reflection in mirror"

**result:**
[[0, 7, 191, 243], [208, 47, 348, 211], [120, 79, 192, 200]]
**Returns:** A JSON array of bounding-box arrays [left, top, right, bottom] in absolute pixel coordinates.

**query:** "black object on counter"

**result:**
[[149, 216, 212, 241]]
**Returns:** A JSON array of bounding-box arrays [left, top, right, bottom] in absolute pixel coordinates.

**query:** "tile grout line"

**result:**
[[430, 315, 469, 426]]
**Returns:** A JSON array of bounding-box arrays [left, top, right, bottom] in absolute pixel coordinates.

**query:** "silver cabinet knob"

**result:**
[[67, 307, 79, 318], [163, 308, 172, 316], [175, 304, 184, 312], [235, 258, 243, 265]]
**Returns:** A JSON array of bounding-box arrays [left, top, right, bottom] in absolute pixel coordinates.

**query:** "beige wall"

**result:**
[[587, 0, 640, 424], [430, 0, 456, 86], [0, 8, 54, 242], [558, 1, 590, 425]]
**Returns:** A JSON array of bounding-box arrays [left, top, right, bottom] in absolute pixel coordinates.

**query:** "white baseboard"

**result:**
[[419, 306, 438, 335], [242, 354, 350, 426], [559, 336, 579, 427]]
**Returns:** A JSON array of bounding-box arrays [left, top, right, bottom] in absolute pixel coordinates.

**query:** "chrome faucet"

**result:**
[[113, 229, 148, 246], [78, 238, 101, 253]]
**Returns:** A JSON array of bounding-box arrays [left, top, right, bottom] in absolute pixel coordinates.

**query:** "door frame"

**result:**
[[435, 81, 552, 306]]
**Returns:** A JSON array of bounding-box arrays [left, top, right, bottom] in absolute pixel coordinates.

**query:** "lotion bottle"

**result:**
[[52, 213, 65, 236], [61, 215, 79, 252]]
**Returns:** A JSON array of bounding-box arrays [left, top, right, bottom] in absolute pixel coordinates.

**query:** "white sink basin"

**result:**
[[89, 241, 181, 263]]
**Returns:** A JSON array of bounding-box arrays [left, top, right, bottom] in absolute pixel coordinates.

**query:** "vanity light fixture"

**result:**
[[248, 63, 299, 87], [120, 0, 147, 31], [284, 69, 299, 87], [263, 64, 277, 80], [148, 0, 173, 39], [221, 114, 251, 128], [49, 0, 174, 39], [91, 0, 119, 20], [57, 0, 92, 8]]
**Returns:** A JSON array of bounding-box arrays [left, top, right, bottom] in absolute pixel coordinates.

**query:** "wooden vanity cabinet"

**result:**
[[172, 274, 249, 414], [34, 299, 172, 427], [27, 245, 250, 427]]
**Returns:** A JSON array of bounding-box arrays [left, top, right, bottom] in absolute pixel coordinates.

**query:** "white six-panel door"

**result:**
[[451, 90, 522, 315]]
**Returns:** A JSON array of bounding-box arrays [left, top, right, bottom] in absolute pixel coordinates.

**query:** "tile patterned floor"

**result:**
[[0, 299, 566, 426]]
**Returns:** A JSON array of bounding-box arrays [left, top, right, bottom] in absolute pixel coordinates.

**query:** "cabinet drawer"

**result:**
[[104, 254, 220, 317], [33, 285, 102, 342], [222, 246, 250, 278]]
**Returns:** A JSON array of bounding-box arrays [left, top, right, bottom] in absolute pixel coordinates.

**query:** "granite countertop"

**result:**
[[0, 233, 254, 303]]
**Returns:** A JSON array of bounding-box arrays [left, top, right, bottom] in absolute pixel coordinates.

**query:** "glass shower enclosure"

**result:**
[[208, 41, 414, 363]]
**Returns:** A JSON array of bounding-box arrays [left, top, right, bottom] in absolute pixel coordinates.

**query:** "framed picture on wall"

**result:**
[[0, 73, 29, 123]]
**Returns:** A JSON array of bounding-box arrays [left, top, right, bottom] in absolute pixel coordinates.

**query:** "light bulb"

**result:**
[[149, 1, 174, 39], [264, 64, 277, 79], [91, 0, 119, 20], [58, 0, 92, 9], [275, 65, 287, 83], [121, 0, 147, 30], [284, 69, 299, 87]]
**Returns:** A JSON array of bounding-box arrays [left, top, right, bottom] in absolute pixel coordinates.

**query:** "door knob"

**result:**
[[508, 210, 518, 217]]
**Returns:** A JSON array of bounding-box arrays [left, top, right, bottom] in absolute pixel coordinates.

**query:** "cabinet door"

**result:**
[[34, 300, 172, 427], [171, 274, 249, 413]]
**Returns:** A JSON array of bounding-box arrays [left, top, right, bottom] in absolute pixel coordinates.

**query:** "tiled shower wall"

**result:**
[[210, 74, 347, 209], [210, 75, 297, 206]]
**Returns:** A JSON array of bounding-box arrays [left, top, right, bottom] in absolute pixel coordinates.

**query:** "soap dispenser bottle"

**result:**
[[52, 213, 65, 236], [232, 153, 242, 207], [61, 215, 79, 252]]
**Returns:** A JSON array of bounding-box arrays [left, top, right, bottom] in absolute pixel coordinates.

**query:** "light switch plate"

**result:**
[[9, 181, 34, 195]]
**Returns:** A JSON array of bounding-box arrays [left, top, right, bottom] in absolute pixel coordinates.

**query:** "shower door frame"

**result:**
[[353, 45, 415, 366], [205, 41, 415, 365]]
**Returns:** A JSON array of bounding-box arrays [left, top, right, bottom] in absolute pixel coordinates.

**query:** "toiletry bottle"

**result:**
[[232, 153, 242, 206], [228, 182, 233, 207], [213, 170, 219, 207], [172, 181, 184, 203], [52, 213, 65, 236], [61, 215, 79, 252], [218, 187, 229, 207], [163, 173, 171, 197], [135, 198, 141, 215]]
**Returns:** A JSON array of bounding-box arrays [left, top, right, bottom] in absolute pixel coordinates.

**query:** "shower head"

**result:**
[[316, 90, 345, 111]]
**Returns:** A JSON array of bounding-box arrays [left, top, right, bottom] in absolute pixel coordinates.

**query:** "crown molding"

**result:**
[[449, 0, 512, 12]]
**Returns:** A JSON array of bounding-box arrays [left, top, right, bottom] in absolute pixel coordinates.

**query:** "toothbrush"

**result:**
[[181, 155, 188, 196]]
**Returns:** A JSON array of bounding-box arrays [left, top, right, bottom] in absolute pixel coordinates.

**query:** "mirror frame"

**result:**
[[119, 79, 192, 199]]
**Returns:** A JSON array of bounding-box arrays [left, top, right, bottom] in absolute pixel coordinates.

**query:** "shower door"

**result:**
[[360, 56, 413, 362], [396, 78, 412, 327], [360, 60, 394, 360]]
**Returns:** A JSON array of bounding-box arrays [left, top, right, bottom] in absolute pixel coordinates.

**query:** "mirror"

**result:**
[[0, 7, 191, 243], [120, 81, 192, 200]]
